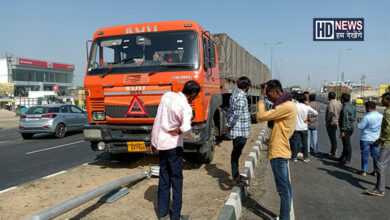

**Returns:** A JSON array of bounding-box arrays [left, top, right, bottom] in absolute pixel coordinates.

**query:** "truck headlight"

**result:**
[[92, 111, 106, 121]]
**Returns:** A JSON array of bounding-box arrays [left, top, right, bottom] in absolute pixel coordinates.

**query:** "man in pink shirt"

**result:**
[[151, 80, 200, 220]]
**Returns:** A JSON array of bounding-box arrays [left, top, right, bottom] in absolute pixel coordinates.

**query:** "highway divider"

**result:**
[[217, 122, 268, 220]]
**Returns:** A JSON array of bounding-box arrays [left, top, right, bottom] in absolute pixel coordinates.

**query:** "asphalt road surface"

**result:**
[[0, 128, 100, 191], [290, 104, 390, 219]]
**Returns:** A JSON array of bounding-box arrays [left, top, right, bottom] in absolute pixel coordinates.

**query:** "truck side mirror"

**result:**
[[86, 40, 92, 62]]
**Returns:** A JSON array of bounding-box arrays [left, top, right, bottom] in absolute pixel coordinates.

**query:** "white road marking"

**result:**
[[289, 162, 295, 220], [0, 186, 17, 194], [43, 171, 67, 179], [0, 141, 10, 144], [26, 140, 85, 155]]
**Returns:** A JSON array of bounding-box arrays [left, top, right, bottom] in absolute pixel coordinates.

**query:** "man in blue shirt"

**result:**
[[357, 101, 383, 176]]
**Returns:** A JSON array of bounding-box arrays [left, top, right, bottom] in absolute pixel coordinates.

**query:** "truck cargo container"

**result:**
[[83, 20, 270, 163]]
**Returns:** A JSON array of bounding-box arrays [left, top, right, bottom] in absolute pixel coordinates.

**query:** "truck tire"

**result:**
[[251, 103, 259, 124], [55, 123, 66, 138], [21, 133, 34, 139], [199, 121, 217, 163]]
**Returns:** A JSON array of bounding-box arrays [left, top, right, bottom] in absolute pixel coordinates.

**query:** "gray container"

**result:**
[[213, 33, 270, 87]]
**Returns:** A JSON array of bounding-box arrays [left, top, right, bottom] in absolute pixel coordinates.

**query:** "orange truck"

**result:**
[[83, 20, 270, 163]]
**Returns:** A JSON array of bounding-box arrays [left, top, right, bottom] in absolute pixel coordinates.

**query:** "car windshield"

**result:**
[[87, 30, 199, 75], [25, 107, 60, 114]]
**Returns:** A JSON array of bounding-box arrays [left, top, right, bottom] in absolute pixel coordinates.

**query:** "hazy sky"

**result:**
[[1, 0, 389, 88]]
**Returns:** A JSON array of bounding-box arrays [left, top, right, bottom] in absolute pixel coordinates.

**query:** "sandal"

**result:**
[[239, 175, 249, 181], [235, 178, 249, 187]]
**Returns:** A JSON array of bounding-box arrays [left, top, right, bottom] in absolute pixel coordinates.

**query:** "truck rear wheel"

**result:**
[[199, 121, 217, 163]]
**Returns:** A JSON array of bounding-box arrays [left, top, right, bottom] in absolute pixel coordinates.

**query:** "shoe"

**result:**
[[159, 214, 170, 220], [303, 158, 310, 163], [357, 171, 366, 176], [369, 171, 377, 177], [340, 160, 350, 165], [293, 158, 298, 163], [365, 188, 385, 197], [337, 157, 345, 162], [297, 152, 303, 158]]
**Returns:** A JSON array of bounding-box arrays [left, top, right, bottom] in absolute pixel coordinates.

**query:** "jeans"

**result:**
[[340, 129, 354, 162], [308, 129, 318, 154], [360, 141, 379, 172], [231, 137, 247, 179], [270, 158, 291, 220], [291, 130, 309, 159], [376, 146, 390, 192], [326, 125, 338, 156], [158, 147, 184, 220]]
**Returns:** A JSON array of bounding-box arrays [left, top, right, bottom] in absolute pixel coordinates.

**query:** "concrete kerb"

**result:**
[[217, 123, 268, 220]]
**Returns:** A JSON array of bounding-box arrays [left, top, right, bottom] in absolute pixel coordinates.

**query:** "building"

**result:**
[[0, 56, 74, 97]]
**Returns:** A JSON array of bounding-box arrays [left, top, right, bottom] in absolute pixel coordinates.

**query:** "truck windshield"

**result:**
[[87, 30, 199, 75]]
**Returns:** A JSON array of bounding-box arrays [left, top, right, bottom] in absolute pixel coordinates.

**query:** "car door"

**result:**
[[59, 105, 74, 130], [69, 105, 88, 130]]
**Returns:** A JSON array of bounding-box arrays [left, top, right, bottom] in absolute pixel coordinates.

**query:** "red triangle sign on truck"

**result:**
[[126, 96, 148, 116]]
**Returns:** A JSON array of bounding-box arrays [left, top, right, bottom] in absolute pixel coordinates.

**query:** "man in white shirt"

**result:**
[[151, 80, 200, 220], [291, 93, 318, 163]]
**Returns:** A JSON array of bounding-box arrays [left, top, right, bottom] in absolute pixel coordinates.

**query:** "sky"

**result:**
[[1, 0, 389, 89]]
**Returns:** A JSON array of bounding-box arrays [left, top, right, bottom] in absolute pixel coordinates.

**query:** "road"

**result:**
[[241, 103, 390, 219], [289, 104, 390, 219], [0, 128, 100, 191]]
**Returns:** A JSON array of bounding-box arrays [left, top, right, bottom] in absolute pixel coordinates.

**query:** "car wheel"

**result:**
[[55, 123, 66, 138], [21, 133, 34, 139]]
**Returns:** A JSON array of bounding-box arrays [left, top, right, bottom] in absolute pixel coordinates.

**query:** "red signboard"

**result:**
[[52, 63, 75, 70], [18, 58, 47, 67], [18, 58, 74, 70]]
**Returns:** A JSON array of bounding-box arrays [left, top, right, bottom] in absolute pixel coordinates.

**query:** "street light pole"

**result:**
[[336, 48, 352, 99], [262, 42, 283, 79]]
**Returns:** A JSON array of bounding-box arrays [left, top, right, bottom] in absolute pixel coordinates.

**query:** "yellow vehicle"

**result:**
[[355, 98, 363, 107]]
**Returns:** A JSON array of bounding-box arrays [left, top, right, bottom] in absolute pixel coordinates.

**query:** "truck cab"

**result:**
[[83, 21, 222, 163]]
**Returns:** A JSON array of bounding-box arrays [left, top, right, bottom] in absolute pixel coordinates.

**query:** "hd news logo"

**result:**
[[313, 18, 364, 41]]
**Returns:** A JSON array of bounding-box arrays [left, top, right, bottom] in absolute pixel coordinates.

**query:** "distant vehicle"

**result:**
[[290, 86, 301, 93], [18, 104, 89, 139]]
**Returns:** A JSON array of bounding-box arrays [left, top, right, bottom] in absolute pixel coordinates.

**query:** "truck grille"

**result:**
[[106, 105, 158, 118]]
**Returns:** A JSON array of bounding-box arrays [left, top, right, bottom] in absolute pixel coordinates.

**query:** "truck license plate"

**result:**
[[127, 142, 147, 152]]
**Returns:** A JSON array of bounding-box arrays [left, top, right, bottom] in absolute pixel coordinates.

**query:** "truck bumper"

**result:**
[[83, 124, 207, 153]]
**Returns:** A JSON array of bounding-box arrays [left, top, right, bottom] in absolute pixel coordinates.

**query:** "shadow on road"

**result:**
[[90, 152, 202, 170], [69, 202, 104, 220], [243, 195, 277, 220], [204, 164, 232, 191], [26, 131, 83, 139], [318, 167, 375, 190], [318, 157, 360, 174], [144, 185, 159, 217]]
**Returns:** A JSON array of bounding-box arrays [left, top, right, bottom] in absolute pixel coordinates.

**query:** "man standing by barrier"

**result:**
[[338, 93, 356, 165], [257, 80, 297, 220], [326, 92, 341, 159], [366, 92, 390, 197], [308, 94, 320, 156], [225, 77, 252, 186], [357, 101, 382, 176], [151, 80, 200, 220]]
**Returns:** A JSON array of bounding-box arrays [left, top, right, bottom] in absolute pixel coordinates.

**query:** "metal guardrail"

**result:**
[[27, 170, 155, 220]]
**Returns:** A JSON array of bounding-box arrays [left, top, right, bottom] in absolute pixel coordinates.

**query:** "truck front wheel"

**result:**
[[199, 121, 217, 163]]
